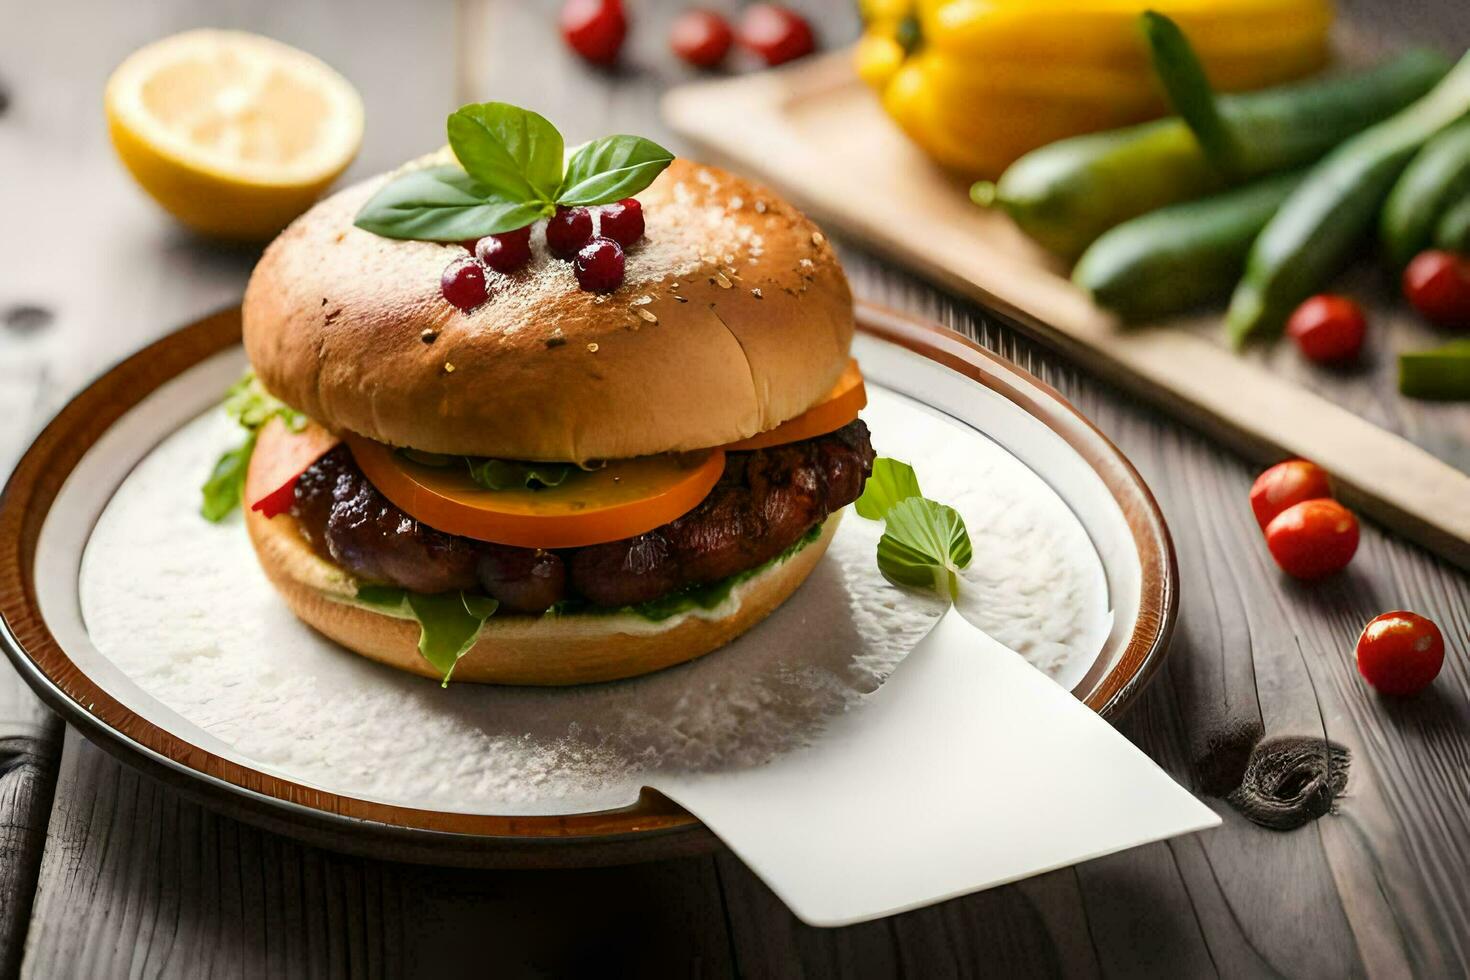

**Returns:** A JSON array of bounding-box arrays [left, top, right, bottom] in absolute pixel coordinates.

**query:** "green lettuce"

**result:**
[[353, 587, 499, 686], [200, 373, 307, 522]]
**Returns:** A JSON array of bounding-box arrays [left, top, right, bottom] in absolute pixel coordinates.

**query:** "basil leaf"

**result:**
[[466, 458, 576, 491], [200, 431, 257, 523], [875, 497, 973, 601], [854, 457, 923, 520], [447, 102, 565, 205], [356, 587, 499, 686], [557, 135, 675, 206], [354, 165, 549, 241]]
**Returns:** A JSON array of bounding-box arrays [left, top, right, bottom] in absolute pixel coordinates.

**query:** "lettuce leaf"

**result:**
[[354, 586, 499, 686], [201, 373, 307, 522]]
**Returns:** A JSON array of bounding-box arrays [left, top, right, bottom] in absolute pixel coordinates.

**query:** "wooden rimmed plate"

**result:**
[[0, 301, 1177, 868]]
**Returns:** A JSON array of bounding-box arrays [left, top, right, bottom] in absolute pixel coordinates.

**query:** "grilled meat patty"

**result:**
[[290, 420, 875, 614]]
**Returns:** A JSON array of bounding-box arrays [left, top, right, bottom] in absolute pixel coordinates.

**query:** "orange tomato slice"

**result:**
[[722, 360, 866, 451], [345, 435, 726, 549], [248, 417, 342, 517]]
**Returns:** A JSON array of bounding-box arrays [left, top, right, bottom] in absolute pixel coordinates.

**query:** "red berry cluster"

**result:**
[[439, 198, 644, 309], [560, 1, 815, 70]]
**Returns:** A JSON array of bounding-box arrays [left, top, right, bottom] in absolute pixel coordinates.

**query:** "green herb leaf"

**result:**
[[355, 586, 499, 685], [557, 135, 675, 206], [465, 458, 576, 491], [200, 431, 257, 523], [354, 165, 550, 241], [201, 373, 306, 522], [854, 457, 923, 520], [875, 497, 973, 601], [447, 102, 565, 205]]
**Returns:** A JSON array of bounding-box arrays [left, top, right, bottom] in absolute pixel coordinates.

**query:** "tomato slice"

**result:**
[[722, 360, 866, 451], [346, 435, 726, 549], [247, 417, 342, 518]]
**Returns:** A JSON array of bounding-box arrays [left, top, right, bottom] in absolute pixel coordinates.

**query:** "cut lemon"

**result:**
[[105, 29, 363, 241]]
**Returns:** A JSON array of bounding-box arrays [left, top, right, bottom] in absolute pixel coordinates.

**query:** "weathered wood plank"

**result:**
[[0, 360, 61, 978], [22, 728, 735, 979]]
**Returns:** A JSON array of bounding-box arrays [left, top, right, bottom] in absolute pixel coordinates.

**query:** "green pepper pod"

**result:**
[[1400, 340, 1470, 400], [1381, 117, 1470, 267], [975, 50, 1450, 259], [1074, 170, 1304, 322], [1436, 192, 1470, 252], [1227, 51, 1470, 347]]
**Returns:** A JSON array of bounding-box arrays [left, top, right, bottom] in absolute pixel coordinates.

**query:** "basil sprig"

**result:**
[[855, 458, 973, 601], [355, 102, 675, 241], [201, 374, 307, 522]]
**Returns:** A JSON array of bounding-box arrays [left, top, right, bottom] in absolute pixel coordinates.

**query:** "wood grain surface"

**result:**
[[1, 1, 1467, 977]]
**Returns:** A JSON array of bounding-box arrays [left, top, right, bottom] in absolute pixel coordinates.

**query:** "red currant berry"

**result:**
[[671, 9, 734, 68], [560, 0, 627, 66], [738, 4, 815, 66], [475, 228, 533, 274], [547, 206, 594, 259], [599, 198, 644, 246], [440, 257, 488, 311], [574, 237, 625, 293]]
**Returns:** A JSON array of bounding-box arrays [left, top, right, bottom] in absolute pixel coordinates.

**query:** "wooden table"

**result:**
[[2, 1, 1467, 976]]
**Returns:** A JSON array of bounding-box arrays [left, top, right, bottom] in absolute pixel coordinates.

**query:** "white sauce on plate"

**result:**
[[79, 386, 1109, 815]]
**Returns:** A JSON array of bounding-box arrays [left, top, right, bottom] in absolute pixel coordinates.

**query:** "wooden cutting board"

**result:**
[[663, 51, 1470, 571]]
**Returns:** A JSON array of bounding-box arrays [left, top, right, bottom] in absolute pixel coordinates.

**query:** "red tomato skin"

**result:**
[[1286, 294, 1367, 363], [1249, 459, 1333, 529], [1356, 611, 1445, 696], [738, 4, 816, 65], [560, 0, 627, 65], [1403, 250, 1470, 329], [670, 9, 734, 67], [1264, 499, 1360, 580]]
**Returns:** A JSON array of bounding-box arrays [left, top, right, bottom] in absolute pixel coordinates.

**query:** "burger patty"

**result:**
[[290, 420, 875, 614]]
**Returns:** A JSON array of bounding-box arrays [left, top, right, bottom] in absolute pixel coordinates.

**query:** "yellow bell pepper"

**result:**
[[857, 0, 1334, 178]]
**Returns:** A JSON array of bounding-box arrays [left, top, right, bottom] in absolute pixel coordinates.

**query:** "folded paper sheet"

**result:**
[[654, 608, 1221, 927]]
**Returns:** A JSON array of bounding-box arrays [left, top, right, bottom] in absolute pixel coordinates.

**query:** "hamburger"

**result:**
[[223, 106, 873, 686]]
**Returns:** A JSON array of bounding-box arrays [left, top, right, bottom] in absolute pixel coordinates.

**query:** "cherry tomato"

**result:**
[[560, 0, 627, 66], [1403, 250, 1470, 329], [1356, 611, 1445, 696], [1264, 499, 1359, 580], [1286, 294, 1366, 363], [1249, 459, 1333, 529], [670, 9, 734, 67], [738, 4, 816, 66]]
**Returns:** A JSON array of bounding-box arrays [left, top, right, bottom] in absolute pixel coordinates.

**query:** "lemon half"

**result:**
[[105, 29, 364, 241]]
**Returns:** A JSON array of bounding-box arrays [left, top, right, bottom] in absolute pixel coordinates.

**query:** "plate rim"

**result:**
[[0, 301, 1177, 866]]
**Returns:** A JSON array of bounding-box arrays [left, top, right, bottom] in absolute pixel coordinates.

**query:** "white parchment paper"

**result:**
[[78, 386, 1110, 816]]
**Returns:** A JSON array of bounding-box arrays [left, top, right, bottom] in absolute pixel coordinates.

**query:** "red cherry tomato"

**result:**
[[670, 9, 734, 67], [1249, 459, 1333, 529], [1286, 294, 1366, 363], [1356, 611, 1445, 696], [738, 4, 816, 66], [560, 0, 627, 65], [1264, 499, 1359, 580], [1403, 250, 1470, 329]]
